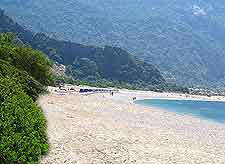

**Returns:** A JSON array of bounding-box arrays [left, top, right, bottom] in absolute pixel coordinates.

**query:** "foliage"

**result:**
[[69, 57, 100, 81], [0, 12, 166, 88], [31, 34, 166, 87], [0, 77, 48, 164], [1, 1, 225, 87], [0, 59, 45, 100], [0, 33, 53, 86], [0, 10, 189, 93], [53, 74, 189, 93], [60, 45, 166, 86], [0, 33, 51, 163], [163, 83, 190, 94]]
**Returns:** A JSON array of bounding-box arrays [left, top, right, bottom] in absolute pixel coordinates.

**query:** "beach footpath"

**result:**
[[39, 90, 225, 164]]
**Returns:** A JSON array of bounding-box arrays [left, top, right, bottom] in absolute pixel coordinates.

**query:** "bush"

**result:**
[[0, 59, 46, 100], [0, 33, 53, 86], [0, 77, 49, 164]]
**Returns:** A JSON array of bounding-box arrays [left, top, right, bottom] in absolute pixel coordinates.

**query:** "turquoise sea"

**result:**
[[135, 99, 225, 124]]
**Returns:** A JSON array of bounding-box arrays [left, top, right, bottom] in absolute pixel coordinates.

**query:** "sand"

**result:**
[[39, 88, 225, 164]]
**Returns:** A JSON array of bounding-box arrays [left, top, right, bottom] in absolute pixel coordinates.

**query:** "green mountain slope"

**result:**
[[0, 9, 166, 88], [1, 0, 225, 87]]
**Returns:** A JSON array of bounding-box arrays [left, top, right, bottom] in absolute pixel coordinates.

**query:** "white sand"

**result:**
[[39, 88, 225, 164], [111, 89, 225, 103]]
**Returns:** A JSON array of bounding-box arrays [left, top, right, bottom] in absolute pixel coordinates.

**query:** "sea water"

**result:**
[[135, 99, 225, 124]]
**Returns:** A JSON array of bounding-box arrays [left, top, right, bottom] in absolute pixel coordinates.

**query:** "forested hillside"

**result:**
[[1, 0, 225, 87], [0, 9, 166, 89]]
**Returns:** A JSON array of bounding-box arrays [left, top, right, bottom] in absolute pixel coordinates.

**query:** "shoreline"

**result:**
[[104, 88, 225, 106], [39, 87, 225, 163], [134, 100, 225, 125], [48, 85, 225, 103], [110, 89, 225, 125], [108, 89, 225, 125]]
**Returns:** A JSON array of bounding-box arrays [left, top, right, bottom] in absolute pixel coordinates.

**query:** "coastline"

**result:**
[[110, 89, 225, 103], [39, 87, 225, 163]]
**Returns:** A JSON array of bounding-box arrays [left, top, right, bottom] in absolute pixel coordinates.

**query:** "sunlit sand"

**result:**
[[39, 87, 225, 164]]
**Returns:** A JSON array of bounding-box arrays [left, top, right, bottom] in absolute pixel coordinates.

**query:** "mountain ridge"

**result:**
[[1, 0, 224, 87], [0, 9, 167, 89]]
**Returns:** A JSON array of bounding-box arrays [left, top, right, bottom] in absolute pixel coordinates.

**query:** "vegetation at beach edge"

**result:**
[[0, 33, 52, 163], [53, 75, 190, 93]]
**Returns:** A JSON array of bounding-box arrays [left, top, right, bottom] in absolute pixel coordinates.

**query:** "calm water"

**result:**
[[135, 99, 225, 123]]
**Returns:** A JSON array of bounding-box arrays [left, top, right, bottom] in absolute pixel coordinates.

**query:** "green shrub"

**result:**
[[0, 59, 46, 100], [0, 33, 53, 86], [0, 77, 49, 164]]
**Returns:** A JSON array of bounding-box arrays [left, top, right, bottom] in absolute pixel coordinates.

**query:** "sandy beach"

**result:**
[[39, 88, 225, 164]]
